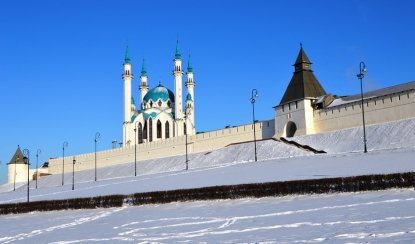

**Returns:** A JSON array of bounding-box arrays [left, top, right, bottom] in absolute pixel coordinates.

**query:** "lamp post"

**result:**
[[72, 156, 76, 190], [251, 89, 259, 162], [94, 132, 100, 181], [62, 141, 68, 186], [23, 149, 30, 203], [14, 155, 19, 191], [134, 121, 139, 176], [35, 149, 41, 189], [357, 62, 368, 153], [184, 109, 191, 170]]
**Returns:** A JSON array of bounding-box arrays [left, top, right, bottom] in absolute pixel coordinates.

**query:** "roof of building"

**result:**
[[143, 84, 175, 104], [328, 81, 415, 108], [187, 55, 193, 72], [124, 45, 131, 64], [175, 40, 181, 59], [279, 46, 326, 105], [141, 59, 147, 76], [8, 147, 26, 165], [186, 93, 193, 101]]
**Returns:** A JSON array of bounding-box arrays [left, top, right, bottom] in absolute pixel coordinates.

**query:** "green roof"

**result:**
[[187, 55, 193, 72], [175, 40, 181, 59], [124, 46, 131, 64], [141, 58, 147, 76]]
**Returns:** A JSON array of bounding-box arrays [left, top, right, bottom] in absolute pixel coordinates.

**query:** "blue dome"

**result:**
[[143, 84, 175, 103]]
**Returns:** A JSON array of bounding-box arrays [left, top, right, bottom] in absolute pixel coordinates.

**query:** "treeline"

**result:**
[[1, 172, 414, 215]]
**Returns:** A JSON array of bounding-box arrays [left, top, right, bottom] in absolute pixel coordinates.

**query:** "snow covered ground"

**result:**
[[1, 189, 414, 243], [0, 118, 415, 242]]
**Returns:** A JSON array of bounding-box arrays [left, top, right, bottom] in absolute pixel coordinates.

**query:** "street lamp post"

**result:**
[[357, 62, 368, 153], [134, 121, 139, 176], [35, 149, 41, 189], [94, 132, 100, 181], [72, 156, 76, 190], [62, 141, 68, 186], [251, 89, 259, 162], [23, 149, 30, 203]]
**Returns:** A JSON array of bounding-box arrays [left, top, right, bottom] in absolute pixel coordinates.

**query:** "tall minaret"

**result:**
[[122, 46, 133, 146], [139, 58, 149, 108], [173, 40, 183, 120], [186, 55, 195, 134]]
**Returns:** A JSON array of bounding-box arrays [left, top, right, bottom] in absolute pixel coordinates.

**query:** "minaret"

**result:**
[[173, 40, 183, 120], [139, 58, 149, 108], [186, 55, 195, 134], [122, 46, 133, 146]]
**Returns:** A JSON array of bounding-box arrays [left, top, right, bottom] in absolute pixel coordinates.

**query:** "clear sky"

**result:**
[[1, 0, 414, 183]]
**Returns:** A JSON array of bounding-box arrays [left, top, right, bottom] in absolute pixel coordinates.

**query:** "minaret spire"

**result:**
[[122, 46, 133, 146], [186, 54, 195, 135], [140, 58, 149, 107], [175, 39, 181, 59], [173, 40, 184, 124]]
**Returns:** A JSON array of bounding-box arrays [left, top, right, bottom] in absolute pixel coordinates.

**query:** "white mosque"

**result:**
[[121, 41, 195, 147]]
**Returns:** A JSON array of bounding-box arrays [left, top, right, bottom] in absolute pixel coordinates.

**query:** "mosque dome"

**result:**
[[143, 84, 175, 104]]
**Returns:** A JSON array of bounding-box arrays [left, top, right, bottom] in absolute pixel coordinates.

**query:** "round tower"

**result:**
[[139, 59, 149, 109], [173, 40, 183, 121], [7, 146, 29, 185], [186, 55, 195, 134], [122, 46, 133, 146]]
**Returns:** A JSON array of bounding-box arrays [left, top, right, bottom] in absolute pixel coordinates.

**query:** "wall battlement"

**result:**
[[47, 120, 275, 174]]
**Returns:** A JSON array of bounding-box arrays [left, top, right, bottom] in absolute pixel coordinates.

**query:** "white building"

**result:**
[[122, 41, 195, 147]]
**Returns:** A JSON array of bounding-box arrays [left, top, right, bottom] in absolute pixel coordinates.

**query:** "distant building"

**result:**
[[122, 41, 195, 147], [275, 46, 415, 137]]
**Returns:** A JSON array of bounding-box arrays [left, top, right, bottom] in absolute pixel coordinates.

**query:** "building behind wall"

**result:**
[[275, 46, 415, 138]]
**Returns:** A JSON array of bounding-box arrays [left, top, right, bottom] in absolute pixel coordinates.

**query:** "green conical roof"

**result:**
[[175, 40, 181, 59], [187, 55, 193, 72], [141, 59, 147, 76], [124, 46, 131, 64]]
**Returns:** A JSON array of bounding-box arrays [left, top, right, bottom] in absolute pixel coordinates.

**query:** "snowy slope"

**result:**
[[1, 189, 414, 243]]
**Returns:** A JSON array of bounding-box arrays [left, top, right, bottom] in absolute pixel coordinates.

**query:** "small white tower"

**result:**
[[186, 55, 195, 135], [122, 46, 133, 146], [139, 59, 149, 108], [7, 146, 28, 184], [173, 40, 183, 121]]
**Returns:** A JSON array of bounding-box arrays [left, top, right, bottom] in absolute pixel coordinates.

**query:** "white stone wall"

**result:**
[[7, 163, 28, 183], [313, 90, 415, 133], [47, 120, 275, 174]]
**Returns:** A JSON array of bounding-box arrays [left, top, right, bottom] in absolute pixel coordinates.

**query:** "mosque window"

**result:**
[[165, 121, 170, 139], [158, 100, 162, 107], [149, 118, 153, 142], [167, 101, 171, 108], [157, 120, 162, 138], [143, 121, 147, 140], [150, 101, 153, 108], [138, 123, 143, 143]]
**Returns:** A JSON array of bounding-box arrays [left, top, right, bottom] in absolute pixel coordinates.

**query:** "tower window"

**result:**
[[167, 101, 171, 108], [158, 100, 162, 107], [157, 120, 162, 138], [138, 123, 143, 143], [165, 121, 170, 139], [149, 118, 153, 142]]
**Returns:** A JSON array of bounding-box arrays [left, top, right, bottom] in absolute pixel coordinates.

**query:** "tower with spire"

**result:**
[[185, 55, 195, 135], [122, 46, 133, 146], [275, 44, 327, 138], [173, 40, 184, 123], [139, 59, 149, 108]]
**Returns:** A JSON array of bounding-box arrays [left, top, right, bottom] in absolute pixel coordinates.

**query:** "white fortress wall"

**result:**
[[47, 120, 275, 174], [313, 89, 415, 133]]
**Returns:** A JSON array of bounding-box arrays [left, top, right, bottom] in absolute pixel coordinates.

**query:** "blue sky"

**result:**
[[1, 0, 414, 183]]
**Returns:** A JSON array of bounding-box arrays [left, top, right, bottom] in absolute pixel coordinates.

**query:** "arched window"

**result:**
[[149, 118, 153, 142], [167, 101, 171, 108], [158, 100, 162, 107], [150, 101, 153, 108], [184, 122, 187, 135], [143, 121, 147, 140], [138, 123, 143, 143], [165, 121, 170, 139], [157, 120, 162, 138]]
